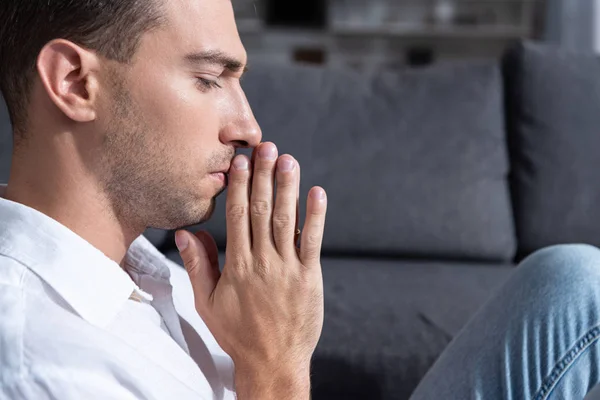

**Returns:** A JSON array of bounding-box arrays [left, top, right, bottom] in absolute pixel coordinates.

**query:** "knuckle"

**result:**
[[251, 200, 271, 216], [254, 254, 271, 277], [255, 167, 274, 178], [225, 253, 250, 279], [230, 172, 249, 184], [277, 171, 296, 187], [230, 252, 248, 268], [306, 232, 322, 247], [277, 187, 295, 200], [272, 212, 293, 230], [308, 209, 324, 218], [294, 272, 322, 299], [227, 204, 248, 221], [295, 264, 311, 280], [297, 272, 316, 290], [303, 247, 321, 261], [185, 256, 201, 276]]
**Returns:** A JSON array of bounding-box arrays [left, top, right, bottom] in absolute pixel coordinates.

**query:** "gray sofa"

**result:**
[[2, 41, 600, 399]]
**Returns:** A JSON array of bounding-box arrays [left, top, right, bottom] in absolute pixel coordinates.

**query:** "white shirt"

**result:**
[[0, 185, 236, 400]]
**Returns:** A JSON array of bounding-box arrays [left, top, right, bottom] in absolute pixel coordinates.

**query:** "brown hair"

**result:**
[[0, 0, 164, 135]]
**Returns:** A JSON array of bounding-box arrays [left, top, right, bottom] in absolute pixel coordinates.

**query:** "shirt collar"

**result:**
[[0, 184, 170, 328]]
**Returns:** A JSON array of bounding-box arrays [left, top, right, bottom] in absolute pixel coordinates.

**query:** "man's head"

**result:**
[[0, 0, 261, 231]]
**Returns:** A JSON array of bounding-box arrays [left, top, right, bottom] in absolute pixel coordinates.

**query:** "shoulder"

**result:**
[[0, 253, 29, 287], [0, 256, 109, 384], [0, 255, 30, 379], [0, 269, 135, 398]]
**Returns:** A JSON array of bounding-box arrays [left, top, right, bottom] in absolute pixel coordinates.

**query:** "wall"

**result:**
[[544, 0, 595, 51], [596, 0, 600, 52]]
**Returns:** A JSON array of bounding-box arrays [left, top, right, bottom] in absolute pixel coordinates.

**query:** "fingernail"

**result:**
[[233, 156, 249, 171], [279, 157, 295, 172], [175, 231, 189, 251], [259, 144, 277, 160], [311, 188, 326, 200]]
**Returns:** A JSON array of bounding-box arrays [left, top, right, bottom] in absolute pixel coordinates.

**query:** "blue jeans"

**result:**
[[410, 244, 600, 400]]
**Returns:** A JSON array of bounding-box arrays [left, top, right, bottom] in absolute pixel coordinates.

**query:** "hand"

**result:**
[[175, 142, 327, 399]]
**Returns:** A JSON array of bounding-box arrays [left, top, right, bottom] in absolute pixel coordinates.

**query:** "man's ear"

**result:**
[[36, 39, 101, 123]]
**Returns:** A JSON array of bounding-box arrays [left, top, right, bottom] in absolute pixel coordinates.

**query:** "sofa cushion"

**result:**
[[313, 257, 513, 400], [194, 61, 516, 261], [164, 250, 514, 400], [504, 42, 600, 258]]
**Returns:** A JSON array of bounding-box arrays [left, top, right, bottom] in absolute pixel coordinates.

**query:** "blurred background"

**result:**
[[232, 0, 593, 69]]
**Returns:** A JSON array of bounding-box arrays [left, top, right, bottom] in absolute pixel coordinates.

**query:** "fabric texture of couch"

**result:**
[[505, 42, 600, 258]]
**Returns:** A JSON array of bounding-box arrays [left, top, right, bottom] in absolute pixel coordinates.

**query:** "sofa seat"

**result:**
[[315, 256, 513, 399]]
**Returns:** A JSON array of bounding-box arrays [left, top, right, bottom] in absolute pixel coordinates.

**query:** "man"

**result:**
[[0, 0, 326, 398], [1, 1, 600, 400]]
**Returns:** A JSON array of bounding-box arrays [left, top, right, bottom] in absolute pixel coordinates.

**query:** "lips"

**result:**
[[211, 160, 233, 186], [214, 163, 232, 175], [211, 172, 228, 186]]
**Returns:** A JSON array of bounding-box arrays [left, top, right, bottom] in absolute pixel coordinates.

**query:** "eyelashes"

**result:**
[[197, 77, 223, 91]]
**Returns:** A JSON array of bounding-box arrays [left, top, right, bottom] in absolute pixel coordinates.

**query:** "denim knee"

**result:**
[[520, 244, 600, 281], [410, 244, 600, 400], [515, 244, 600, 303]]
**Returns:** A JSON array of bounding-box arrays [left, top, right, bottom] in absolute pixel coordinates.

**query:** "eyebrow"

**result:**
[[184, 50, 248, 74]]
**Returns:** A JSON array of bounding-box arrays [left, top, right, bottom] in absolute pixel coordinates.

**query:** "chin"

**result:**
[[149, 195, 215, 231], [174, 197, 216, 230], [199, 198, 217, 223]]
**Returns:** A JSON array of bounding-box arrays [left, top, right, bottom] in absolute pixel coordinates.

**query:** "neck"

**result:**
[[5, 137, 143, 266]]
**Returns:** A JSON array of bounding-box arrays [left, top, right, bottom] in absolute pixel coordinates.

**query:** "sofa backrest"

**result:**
[[198, 61, 517, 262], [504, 41, 600, 258]]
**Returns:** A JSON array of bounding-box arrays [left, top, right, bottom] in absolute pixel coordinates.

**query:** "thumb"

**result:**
[[194, 231, 220, 273], [175, 230, 220, 307]]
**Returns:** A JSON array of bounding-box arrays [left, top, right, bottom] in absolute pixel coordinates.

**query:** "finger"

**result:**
[[249, 146, 260, 192], [250, 145, 260, 168], [300, 187, 327, 266], [250, 142, 278, 250], [273, 155, 298, 258], [294, 160, 301, 249], [226, 154, 252, 259], [176, 230, 220, 311]]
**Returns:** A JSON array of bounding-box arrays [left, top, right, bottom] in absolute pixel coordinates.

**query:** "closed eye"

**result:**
[[197, 77, 222, 91]]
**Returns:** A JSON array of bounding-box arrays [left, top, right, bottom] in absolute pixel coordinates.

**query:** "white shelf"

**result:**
[[329, 22, 530, 39], [238, 24, 530, 40], [236, 0, 536, 70]]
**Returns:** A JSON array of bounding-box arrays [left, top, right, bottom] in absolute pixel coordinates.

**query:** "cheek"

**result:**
[[138, 82, 221, 142], [168, 98, 221, 171], [127, 76, 223, 175]]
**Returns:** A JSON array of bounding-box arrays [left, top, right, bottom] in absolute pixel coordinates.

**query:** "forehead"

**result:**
[[156, 0, 246, 61]]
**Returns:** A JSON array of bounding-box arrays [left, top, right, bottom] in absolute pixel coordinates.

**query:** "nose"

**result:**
[[219, 89, 262, 150]]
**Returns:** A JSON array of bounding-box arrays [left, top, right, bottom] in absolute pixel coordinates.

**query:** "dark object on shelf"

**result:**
[[293, 48, 327, 65], [454, 13, 480, 26], [265, 0, 327, 28], [406, 46, 435, 67], [477, 7, 499, 25]]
